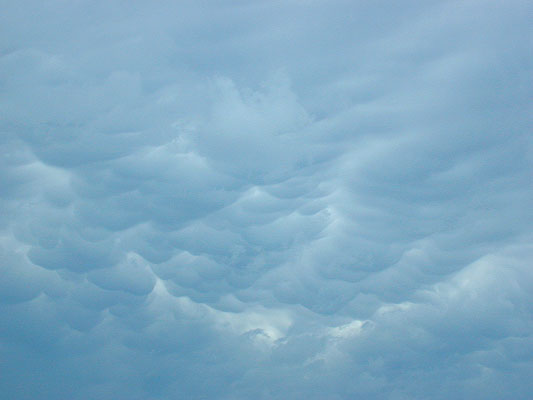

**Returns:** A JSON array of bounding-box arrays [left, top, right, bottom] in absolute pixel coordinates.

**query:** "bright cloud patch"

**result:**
[[1, 1, 532, 399]]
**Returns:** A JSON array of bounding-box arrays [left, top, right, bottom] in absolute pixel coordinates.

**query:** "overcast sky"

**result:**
[[1, 1, 532, 399]]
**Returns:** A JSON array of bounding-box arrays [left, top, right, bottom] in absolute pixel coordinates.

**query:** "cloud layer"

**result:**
[[1, 0, 532, 399]]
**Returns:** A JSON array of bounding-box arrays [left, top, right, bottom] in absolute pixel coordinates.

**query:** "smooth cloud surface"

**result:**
[[1, 1, 532, 399]]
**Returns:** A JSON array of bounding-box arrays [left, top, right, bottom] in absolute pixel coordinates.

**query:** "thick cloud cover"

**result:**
[[1, 0, 532, 399]]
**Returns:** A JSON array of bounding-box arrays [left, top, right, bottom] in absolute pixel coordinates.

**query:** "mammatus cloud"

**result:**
[[1, 0, 532, 399]]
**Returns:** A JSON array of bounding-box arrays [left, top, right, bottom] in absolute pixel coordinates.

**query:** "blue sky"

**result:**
[[1, 1, 532, 399]]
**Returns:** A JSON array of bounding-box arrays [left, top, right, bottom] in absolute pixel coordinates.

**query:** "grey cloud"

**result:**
[[1, 0, 532, 399]]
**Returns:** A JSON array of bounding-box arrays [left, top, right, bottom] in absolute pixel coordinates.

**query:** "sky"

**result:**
[[0, 0, 532, 399]]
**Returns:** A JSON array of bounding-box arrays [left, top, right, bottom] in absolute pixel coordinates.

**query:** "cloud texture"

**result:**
[[1, 0, 532, 399]]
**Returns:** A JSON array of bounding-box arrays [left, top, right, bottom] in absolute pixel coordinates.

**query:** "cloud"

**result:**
[[1, 0, 532, 399]]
